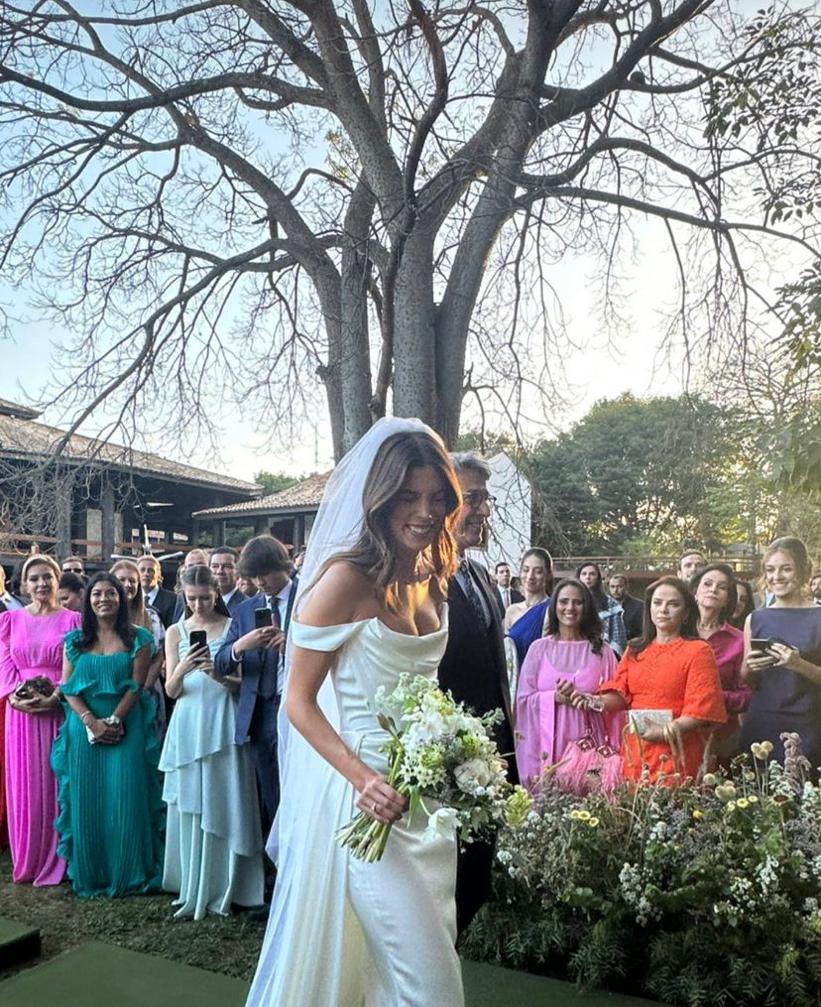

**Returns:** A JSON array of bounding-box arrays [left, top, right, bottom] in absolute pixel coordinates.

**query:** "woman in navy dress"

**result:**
[[741, 537, 821, 774]]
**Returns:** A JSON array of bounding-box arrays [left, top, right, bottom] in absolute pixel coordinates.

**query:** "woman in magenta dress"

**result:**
[[0, 555, 80, 884], [691, 563, 750, 765], [515, 578, 621, 791]]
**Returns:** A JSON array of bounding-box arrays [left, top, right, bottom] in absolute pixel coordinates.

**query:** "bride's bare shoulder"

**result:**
[[299, 561, 374, 626]]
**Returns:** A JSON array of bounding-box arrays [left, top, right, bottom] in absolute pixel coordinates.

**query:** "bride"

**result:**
[[245, 418, 465, 1007]]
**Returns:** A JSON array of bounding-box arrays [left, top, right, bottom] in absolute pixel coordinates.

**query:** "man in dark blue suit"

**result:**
[[214, 535, 297, 836]]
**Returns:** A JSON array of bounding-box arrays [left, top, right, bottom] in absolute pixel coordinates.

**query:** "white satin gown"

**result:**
[[245, 608, 464, 1007]]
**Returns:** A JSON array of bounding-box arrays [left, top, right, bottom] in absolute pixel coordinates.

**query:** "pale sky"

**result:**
[[0, 0, 800, 484]]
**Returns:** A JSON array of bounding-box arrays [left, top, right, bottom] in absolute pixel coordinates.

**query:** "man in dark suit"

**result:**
[[493, 560, 523, 617], [137, 555, 178, 629], [608, 572, 644, 639], [209, 545, 245, 615], [438, 452, 517, 937], [214, 535, 297, 837]]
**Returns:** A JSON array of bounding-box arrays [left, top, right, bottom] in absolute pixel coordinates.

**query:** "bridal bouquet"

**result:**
[[337, 674, 532, 862]]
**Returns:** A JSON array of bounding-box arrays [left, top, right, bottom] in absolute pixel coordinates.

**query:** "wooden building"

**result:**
[[0, 397, 260, 564], [193, 472, 329, 551]]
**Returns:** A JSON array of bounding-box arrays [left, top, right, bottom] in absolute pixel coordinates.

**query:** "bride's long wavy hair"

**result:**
[[316, 430, 461, 609]]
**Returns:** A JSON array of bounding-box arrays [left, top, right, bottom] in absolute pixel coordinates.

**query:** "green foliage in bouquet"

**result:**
[[462, 736, 821, 1007]]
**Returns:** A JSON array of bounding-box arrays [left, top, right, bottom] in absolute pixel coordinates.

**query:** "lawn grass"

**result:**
[[0, 851, 266, 982]]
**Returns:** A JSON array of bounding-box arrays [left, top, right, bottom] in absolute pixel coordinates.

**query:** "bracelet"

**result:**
[[80, 711, 94, 726], [107, 714, 122, 726]]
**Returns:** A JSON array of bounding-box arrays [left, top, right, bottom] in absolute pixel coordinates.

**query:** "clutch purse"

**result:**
[[14, 676, 56, 700]]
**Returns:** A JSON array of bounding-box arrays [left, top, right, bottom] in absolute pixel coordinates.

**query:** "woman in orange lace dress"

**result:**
[[570, 577, 725, 784]]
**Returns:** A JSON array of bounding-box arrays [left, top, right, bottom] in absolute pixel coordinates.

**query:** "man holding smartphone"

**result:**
[[214, 535, 297, 842]]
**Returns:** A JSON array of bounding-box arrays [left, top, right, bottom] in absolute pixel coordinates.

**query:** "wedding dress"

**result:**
[[245, 418, 464, 1007]]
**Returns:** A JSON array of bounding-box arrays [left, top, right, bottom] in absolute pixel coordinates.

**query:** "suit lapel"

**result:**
[[467, 559, 512, 722]]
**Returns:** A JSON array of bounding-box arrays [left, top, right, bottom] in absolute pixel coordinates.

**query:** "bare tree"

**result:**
[[0, 1, 818, 459]]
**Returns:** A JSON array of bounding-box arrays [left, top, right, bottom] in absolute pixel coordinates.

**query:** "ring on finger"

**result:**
[[371, 801, 378, 814]]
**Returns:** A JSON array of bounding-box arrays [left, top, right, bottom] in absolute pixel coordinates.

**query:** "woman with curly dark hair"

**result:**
[[51, 572, 164, 897], [514, 578, 621, 792]]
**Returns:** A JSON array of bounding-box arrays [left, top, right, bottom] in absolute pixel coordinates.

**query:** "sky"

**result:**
[[0, 221, 686, 484], [0, 0, 797, 485]]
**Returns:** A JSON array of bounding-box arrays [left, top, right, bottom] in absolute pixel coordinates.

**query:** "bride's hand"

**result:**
[[357, 773, 408, 825]]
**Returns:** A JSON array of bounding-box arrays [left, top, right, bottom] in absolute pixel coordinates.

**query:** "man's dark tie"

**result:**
[[268, 596, 281, 629], [460, 560, 488, 628]]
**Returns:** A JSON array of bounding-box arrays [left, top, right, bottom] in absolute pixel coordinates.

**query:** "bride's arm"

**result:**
[[286, 563, 408, 826]]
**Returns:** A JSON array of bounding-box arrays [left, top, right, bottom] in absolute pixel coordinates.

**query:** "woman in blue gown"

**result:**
[[52, 573, 164, 897], [741, 537, 821, 775]]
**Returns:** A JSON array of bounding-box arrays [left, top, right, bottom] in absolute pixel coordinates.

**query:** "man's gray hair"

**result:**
[[449, 451, 491, 481]]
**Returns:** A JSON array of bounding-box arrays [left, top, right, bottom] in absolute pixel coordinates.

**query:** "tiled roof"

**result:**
[[0, 397, 41, 420], [0, 410, 260, 494], [194, 471, 330, 518]]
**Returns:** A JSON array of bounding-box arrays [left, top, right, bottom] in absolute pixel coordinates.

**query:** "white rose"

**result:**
[[454, 758, 493, 795], [423, 806, 459, 843]]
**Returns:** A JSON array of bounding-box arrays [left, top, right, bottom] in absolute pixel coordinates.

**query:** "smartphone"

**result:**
[[189, 630, 208, 660], [750, 637, 775, 653], [254, 607, 273, 629]]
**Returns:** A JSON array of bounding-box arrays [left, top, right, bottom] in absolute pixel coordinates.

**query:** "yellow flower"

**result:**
[[747, 795, 759, 804], [692, 809, 704, 820], [576, 810, 591, 822], [587, 817, 599, 828], [568, 810, 582, 821], [736, 798, 750, 809]]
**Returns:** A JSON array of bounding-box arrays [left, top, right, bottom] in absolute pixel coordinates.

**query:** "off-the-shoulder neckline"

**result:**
[[293, 605, 448, 641]]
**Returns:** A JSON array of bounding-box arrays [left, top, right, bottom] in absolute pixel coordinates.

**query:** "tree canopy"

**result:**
[[528, 392, 821, 556], [1, 1, 818, 459]]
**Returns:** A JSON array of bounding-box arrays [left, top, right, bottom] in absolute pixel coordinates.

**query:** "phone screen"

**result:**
[[750, 637, 774, 653], [255, 608, 273, 629], [189, 630, 208, 658]]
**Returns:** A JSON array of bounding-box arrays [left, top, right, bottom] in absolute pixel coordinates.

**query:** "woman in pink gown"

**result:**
[[515, 578, 621, 791], [0, 555, 80, 884]]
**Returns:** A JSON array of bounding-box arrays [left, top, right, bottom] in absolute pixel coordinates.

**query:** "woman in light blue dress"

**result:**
[[160, 565, 263, 919]]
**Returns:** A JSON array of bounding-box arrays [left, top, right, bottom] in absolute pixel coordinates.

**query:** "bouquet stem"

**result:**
[[338, 747, 406, 862]]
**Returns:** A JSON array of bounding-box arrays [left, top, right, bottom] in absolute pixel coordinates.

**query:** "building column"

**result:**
[[101, 483, 116, 560], [55, 468, 73, 559]]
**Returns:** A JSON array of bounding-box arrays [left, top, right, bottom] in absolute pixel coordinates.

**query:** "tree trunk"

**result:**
[[391, 232, 438, 427]]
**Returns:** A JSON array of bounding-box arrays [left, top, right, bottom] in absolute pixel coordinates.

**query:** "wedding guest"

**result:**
[[810, 571, 821, 607], [439, 451, 515, 935], [730, 579, 756, 629], [608, 572, 644, 639], [137, 555, 177, 629], [494, 561, 523, 616], [515, 578, 620, 792], [61, 556, 85, 578], [0, 565, 23, 611], [677, 549, 706, 581], [209, 546, 244, 614], [692, 564, 750, 765], [172, 548, 211, 622], [236, 574, 259, 600], [584, 577, 725, 785], [0, 554, 80, 884], [58, 572, 86, 613], [214, 536, 297, 837], [577, 562, 628, 656], [504, 548, 553, 631], [161, 566, 264, 919], [741, 537, 821, 773], [51, 573, 163, 896], [111, 560, 165, 736]]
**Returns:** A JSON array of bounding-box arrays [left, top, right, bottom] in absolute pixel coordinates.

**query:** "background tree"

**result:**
[[0, 1, 818, 461], [253, 470, 299, 496]]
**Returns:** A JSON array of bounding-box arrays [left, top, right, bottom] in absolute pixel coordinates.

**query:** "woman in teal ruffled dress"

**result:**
[[51, 572, 164, 897]]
